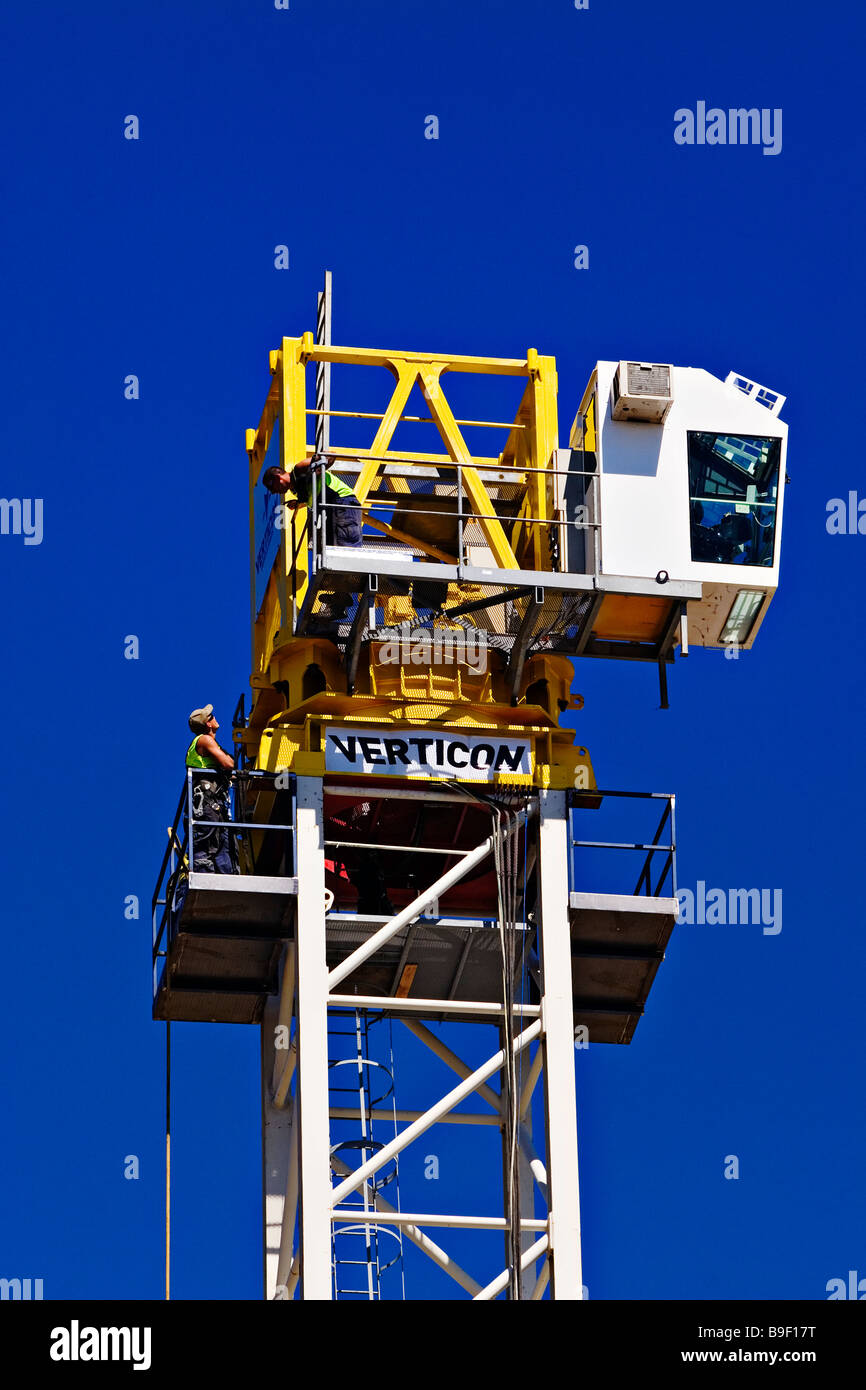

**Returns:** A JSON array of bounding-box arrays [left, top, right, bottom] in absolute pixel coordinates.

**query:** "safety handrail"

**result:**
[[569, 788, 677, 899], [301, 451, 600, 578], [151, 769, 298, 992]]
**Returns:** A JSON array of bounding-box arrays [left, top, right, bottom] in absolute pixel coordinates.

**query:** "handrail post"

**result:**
[[187, 768, 195, 873], [570, 788, 678, 901], [290, 499, 298, 628], [311, 451, 319, 569], [591, 438, 600, 578], [670, 794, 677, 899]]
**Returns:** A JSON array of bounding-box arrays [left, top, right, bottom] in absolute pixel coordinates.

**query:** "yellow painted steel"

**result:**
[[354, 362, 417, 501], [417, 364, 518, 569], [363, 514, 459, 565], [248, 694, 596, 794], [240, 333, 591, 789], [281, 338, 308, 618]]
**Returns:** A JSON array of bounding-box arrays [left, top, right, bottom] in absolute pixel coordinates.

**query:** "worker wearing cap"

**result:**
[[262, 454, 363, 548], [186, 705, 235, 874]]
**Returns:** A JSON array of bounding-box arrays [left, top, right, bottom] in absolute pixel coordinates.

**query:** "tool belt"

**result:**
[[191, 772, 231, 818], [196, 779, 228, 795]]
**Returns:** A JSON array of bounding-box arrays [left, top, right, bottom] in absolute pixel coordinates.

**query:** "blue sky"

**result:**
[[0, 0, 863, 1300]]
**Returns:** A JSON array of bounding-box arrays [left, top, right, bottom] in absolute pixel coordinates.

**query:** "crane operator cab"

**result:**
[[564, 362, 787, 656]]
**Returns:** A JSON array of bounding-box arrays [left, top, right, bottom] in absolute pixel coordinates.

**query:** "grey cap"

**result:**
[[188, 704, 214, 732]]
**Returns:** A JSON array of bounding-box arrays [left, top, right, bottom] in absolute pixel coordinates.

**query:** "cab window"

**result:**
[[687, 432, 780, 567]]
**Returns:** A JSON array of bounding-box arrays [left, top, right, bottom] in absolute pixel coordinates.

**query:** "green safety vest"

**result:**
[[294, 467, 357, 503], [322, 469, 357, 500], [186, 734, 218, 770]]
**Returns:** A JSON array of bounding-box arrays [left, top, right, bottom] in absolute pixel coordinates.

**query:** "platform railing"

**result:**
[[304, 452, 600, 578], [568, 789, 677, 899], [151, 769, 297, 998]]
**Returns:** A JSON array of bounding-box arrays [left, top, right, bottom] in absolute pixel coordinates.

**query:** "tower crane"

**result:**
[[152, 279, 787, 1300]]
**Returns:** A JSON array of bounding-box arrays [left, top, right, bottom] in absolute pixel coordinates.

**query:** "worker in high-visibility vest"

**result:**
[[185, 704, 235, 874], [263, 454, 363, 547]]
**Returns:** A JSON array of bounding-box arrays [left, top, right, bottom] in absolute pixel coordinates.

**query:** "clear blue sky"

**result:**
[[1, 0, 863, 1300]]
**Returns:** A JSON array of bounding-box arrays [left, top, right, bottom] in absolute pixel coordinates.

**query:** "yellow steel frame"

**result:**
[[251, 334, 561, 567], [247, 696, 597, 793], [244, 334, 563, 748]]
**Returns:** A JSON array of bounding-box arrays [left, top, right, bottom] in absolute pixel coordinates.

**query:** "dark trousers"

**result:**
[[327, 500, 363, 547], [189, 779, 234, 874]]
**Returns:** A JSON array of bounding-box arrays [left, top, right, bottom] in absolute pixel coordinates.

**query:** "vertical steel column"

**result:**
[[316, 270, 332, 454], [496, 1023, 512, 1292], [295, 776, 333, 1298], [518, 1114, 537, 1297], [498, 1021, 537, 1300], [537, 788, 583, 1299], [314, 272, 332, 570], [261, 974, 294, 1299]]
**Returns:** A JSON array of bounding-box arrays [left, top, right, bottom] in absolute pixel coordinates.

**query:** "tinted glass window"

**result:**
[[687, 432, 780, 567]]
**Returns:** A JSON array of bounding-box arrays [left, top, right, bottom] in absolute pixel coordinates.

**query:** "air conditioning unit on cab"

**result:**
[[611, 361, 673, 423]]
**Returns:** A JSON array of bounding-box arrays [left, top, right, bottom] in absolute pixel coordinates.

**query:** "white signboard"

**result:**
[[325, 727, 532, 781]]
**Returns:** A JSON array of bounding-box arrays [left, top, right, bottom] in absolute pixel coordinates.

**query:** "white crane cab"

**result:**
[[565, 362, 787, 651]]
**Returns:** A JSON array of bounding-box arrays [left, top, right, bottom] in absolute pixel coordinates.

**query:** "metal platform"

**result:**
[[155, 900, 531, 1026], [153, 775, 678, 1035], [324, 913, 534, 1020], [301, 555, 700, 668], [568, 891, 678, 1044], [154, 887, 676, 1036], [180, 872, 297, 931], [154, 950, 283, 1024], [153, 873, 297, 1024]]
